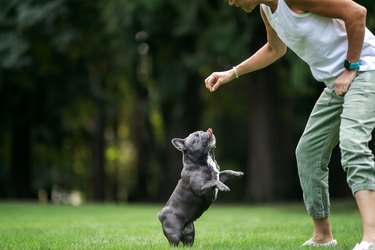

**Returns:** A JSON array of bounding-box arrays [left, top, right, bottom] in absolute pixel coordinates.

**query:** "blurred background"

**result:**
[[0, 0, 375, 205]]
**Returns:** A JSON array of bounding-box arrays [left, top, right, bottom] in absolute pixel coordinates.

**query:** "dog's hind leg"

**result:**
[[181, 222, 195, 246], [160, 215, 183, 246]]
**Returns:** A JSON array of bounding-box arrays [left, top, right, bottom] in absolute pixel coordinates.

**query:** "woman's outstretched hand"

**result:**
[[205, 69, 235, 92]]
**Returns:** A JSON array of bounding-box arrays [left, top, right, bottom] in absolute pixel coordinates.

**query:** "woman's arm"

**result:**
[[205, 7, 287, 92], [235, 7, 287, 76]]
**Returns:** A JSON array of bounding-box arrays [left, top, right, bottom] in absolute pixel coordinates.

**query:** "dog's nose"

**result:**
[[207, 128, 213, 135]]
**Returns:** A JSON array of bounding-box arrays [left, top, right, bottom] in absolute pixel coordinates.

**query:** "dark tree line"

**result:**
[[1, 0, 375, 203]]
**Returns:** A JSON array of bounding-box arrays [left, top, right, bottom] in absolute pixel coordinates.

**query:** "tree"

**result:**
[[1, 0, 373, 203]]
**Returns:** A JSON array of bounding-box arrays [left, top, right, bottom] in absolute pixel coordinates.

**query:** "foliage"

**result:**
[[0, 0, 374, 201]]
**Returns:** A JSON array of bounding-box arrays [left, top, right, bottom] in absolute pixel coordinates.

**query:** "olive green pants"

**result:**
[[296, 71, 375, 219]]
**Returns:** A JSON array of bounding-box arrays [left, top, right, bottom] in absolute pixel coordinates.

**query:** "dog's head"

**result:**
[[172, 128, 216, 156]]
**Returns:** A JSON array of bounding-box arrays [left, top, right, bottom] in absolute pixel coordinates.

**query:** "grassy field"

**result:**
[[0, 200, 362, 249]]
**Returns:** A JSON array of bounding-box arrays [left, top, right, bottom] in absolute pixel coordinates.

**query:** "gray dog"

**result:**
[[158, 128, 244, 246]]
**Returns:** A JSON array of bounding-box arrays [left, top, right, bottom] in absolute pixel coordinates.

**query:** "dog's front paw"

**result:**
[[234, 171, 244, 177], [217, 182, 230, 192]]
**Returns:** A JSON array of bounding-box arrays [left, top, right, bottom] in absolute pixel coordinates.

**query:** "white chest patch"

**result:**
[[207, 155, 219, 176], [207, 155, 219, 200]]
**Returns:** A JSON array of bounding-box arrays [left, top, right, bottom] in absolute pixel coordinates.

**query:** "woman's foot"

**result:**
[[352, 241, 375, 250], [310, 217, 335, 244], [302, 238, 337, 247]]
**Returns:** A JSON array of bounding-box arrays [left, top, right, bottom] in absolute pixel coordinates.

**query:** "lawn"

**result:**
[[0, 200, 362, 249]]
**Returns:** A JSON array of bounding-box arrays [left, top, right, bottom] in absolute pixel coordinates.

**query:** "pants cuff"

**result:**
[[307, 210, 330, 219], [351, 183, 375, 196]]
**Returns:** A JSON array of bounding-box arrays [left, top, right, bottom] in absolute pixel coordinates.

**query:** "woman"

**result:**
[[205, 0, 375, 249]]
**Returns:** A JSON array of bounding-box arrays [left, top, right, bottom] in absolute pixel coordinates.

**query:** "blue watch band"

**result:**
[[344, 59, 360, 70]]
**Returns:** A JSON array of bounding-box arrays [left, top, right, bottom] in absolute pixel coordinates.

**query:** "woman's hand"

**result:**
[[205, 69, 236, 92], [334, 69, 358, 96]]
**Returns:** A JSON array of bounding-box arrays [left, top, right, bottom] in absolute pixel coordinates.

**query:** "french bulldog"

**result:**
[[158, 128, 244, 246]]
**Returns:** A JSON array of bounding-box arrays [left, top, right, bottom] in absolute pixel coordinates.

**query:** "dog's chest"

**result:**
[[207, 155, 219, 199], [206, 155, 219, 176]]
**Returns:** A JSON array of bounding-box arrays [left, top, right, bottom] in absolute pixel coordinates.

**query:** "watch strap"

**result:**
[[344, 59, 361, 70]]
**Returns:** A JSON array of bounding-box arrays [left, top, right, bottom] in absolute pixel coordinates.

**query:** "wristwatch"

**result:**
[[344, 59, 360, 70]]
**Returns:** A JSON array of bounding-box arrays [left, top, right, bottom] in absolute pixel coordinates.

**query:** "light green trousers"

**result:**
[[296, 71, 375, 219]]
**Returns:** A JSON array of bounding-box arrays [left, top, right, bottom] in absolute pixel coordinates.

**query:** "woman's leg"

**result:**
[[311, 217, 334, 243], [296, 88, 343, 243], [355, 190, 375, 244], [340, 71, 375, 246]]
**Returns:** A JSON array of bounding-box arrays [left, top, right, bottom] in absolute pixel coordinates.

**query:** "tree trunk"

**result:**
[[91, 110, 106, 202], [158, 74, 202, 201], [128, 103, 153, 201], [245, 65, 299, 202], [246, 71, 275, 202], [9, 96, 33, 199]]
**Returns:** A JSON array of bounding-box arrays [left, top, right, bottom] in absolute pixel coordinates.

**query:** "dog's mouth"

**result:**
[[207, 128, 213, 137], [206, 128, 216, 149]]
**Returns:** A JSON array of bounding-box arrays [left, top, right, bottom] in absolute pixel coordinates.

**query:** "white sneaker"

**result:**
[[353, 241, 375, 250], [302, 238, 338, 247]]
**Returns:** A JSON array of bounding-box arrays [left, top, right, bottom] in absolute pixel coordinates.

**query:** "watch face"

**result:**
[[344, 60, 350, 69], [344, 60, 360, 70]]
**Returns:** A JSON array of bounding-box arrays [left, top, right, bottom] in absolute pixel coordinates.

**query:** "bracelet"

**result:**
[[232, 66, 239, 79]]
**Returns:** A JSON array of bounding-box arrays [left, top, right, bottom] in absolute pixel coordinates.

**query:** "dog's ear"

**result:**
[[171, 138, 185, 151]]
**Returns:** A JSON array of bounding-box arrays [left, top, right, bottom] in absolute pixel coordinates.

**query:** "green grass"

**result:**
[[0, 200, 362, 249]]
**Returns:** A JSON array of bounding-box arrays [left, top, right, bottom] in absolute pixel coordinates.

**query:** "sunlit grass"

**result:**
[[0, 200, 361, 249]]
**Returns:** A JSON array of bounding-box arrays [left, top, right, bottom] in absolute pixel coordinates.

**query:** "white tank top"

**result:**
[[261, 0, 375, 82]]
